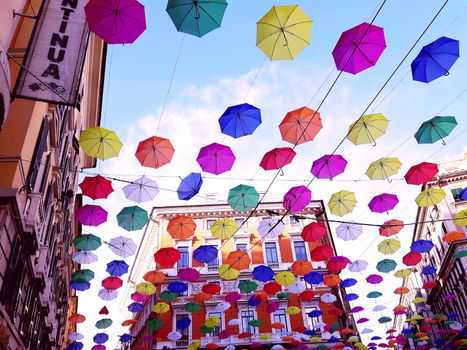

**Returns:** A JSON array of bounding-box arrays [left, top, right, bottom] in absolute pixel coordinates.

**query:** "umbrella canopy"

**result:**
[[71, 269, 95, 283], [311, 154, 348, 180], [219, 103, 262, 138], [279, 107, 322, 145], [72, 251, 98, 264], [324, 274, 342, 287], [218, 264, 239, 280], [168, 281, 188, 294], [102, 276, 123, 290], [256, 5, 312, 60], [415, 188, 446, 207], [238, 280, 258, 293], [146, 318, 163, 331], [443, 231, 465, 242], [108, 236, 137, 258], [411, 36, 459, 83], [196, 143, 236, 175], [421, 265, 437, 275], [404, 162, 439, 185], [258, 217, 285, 238], [227, 250, 251, 270], [193, 245, 218, 263], [166, 0, 227, 38], [184, 302, 201, 313], [252, 265, 274, 282], [348, 259, 369, 272], [136, 282, 156, 296], [341, 278, 357, 288], [154, 247, 181, 267], [379, 219, 404, 237], [415, 116, 458, 145], [310, 245, 333, 261], [328, 190, 357, 217], [321, 293, 337, 303], [291, 260, 313, 275], [304, 271, 324, 285], [332, 22, 386, 74], [411, 239, 434, 253], [167, 215, 196, 240], [135, 136, 175, 169], [394, 268, 412, 278], [117, 206, 148, 231], [122, 176, 159, 203], [394, 287, 410, 295], [347, 113, 389, 145], [177, 172, 203, 201], [178, 267, 200, 282], [454, 209, 467, 226], [376, 259, 397, 273], [73, 234, 102, 251], [79, 126, 122, 160], [98, 289, 118, 301], [227, 184, 259, 212], [106, 260, 129, 277], [79, 175, 113, 200], [366, 157, 402, 181], [275, 271, 295, 286], [378, 238, 401, 255], [366, 274, 383, 284], [76, 204, 108, 226], [143, 270, 167, 284], [301, 222, 326, 242], [368, 193, 399, 213], [260, 147, 296, 171], [336, 222, 363, 241], [327, 256, 351, 273], [403, 252, 422, 266], [210, 218, 238, 240], [283, 185, 311, 213], [93, 333, 109, 344]]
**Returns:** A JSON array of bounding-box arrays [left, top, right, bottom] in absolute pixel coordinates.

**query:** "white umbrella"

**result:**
[[373, 305, 386, 312], [225, 346, 236, 350], [450, 321, 462, 330], [287, 281, 306, 294], [271, 346, 286, 350], [314, 322, 326, 329], [336, 222, 363, 241], [68, 332, 84, 341], [348, 259, 368, 272], [167, 331, 182, 341], [321, 331, 332, 339], [361, 328, 373, 334], [320, 293, 337, 303], [258, 218, 285, 239], [72, 251, 98, 264], [98, 288, 118, 301], [228, 318, 240, 326], [108, 236, 137, 258], [123, 176, 159, 203], [215, 301, 231, 312]]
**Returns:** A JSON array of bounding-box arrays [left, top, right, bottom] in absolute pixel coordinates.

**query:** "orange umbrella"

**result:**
[[379, 219, 404, 237], [135, 135, 175, 169], [68, 313, 86, 323], [143, 270, 167, 284], [167, 215, 196, 240], [416, 332, 427, 338], [443, 231, 465, 242], [393, 305, 407, 312], [194, 292, 212, 302], [272, 322, 286, 329], [282, 336, 297, 342], [341, 328, 354, 335], [122, 319, 137, 326], [324, 274, 341, 287], [227, 250, 251, 270], [394, 286, 410, 295], [279, 107, 323, 145], [291, 260, 313, 275]]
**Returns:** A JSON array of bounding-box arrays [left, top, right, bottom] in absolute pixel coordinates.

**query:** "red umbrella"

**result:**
[[102, 276, 123, 290], [135, 136, 175, 169], [310, 245, 333, 261], [301, 222, 326, 242], [404, 162, 439, 185], [259, 147, 296, 170], [328, 307, 344, 316], [263, 281, 281, 295], [153, 247, 180, 267], [79, 175, 114, 199], [68, 313, 86, 323], [379, 219, 404, 237], [299, 290, 315, 301], [402, 252, 422, 266], [218, 329, 232, 340], [279, 107, 323, 145], [326, 256, 351, 273], [422, 281, 437, 289], [202, 283, 221, 294]]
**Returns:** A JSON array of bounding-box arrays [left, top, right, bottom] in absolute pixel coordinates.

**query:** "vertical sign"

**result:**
[[14, 0, 89, 105]]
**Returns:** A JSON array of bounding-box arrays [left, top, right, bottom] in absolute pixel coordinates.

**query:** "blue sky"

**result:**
[[77, 0, 467, 348]]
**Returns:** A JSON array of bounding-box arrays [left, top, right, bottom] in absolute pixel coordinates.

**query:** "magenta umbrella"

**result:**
[[131, 292, 150, 303], [259, 147, 296, 171], [351, 306, 364, 313], [310, 154, 348, 179], [85, 0, 147, 44], [332, 22, 386, 74], [283, 186, 311, 213], [196, 143, 236, 175], [357, 317, 370, 324], [366, 274, 383, 284], [368, 193, 399, 213], [75, 204, 108, 226], [178, 267, 200, 282]]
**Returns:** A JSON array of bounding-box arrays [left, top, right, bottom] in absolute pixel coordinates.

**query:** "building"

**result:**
[[0, 0, 106, 348], [393, 153, 467, 346], [123, 200, 359, 349]]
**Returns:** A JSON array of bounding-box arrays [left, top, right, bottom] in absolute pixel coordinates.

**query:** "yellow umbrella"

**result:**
[[347, 113, 389, 145], [205, 316, 220, 328], [286, 306, 300, 315], [327, 190, 357, 216], [210, 218, 238, 240], [260, 334, 272, 340], [415, 188, 446, 207], [378, 238, 401, 255], [79, 126, 122, 160], [218, 264, 240, 280], [453, 209, 467, 226], [348, 337, 359, 343], [394, 269, 412, 278], [189, 341, 200, 350], [411, 314, 425, 321], [275, 271, 295, 286], [310, 337, 322, 343], [152, 302, 170, 314], [412, 297, 426, 304], [135, 282, 156, 296], [366, 157, 402, 181], [256, 5, 312, 60]]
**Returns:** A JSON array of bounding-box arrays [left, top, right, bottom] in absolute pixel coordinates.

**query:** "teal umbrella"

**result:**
[[95, 318, 113, 329], [116, 206, 149, 231], [367, 291, 383, 299], [166, 0, 228, 38], [376, 259, 397, 273], [454, 249, 467, 259], [72, 234, 102, 251], [414, 116, 457, 145], [71, 269, 95, 283], [160, 290, 179, 302], [378, 316, 392, 323], [238, 280, 258, 293], [227, 184, 259, 212]]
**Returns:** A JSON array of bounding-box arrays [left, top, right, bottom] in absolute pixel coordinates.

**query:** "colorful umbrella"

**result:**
[[73, 234, 102, 251], [404, 162, 439, 185], [93, 333, 109, 344], [106, 260, 129, 277], [154, 247, 181, 267], [227, 250, 251, 270], [366, 157, 402, 181], [258, 217, 285, 238], [98, 289, 118, 301], [301, 222, 326, 242], [122, 176, 159, 203], [366, 274, 383, 284], [324, 274, 342, 287], [79, 126, 122, 160], [168, 281, 188, 294], [102, 276, 123, 290], [394, 287, 410, 295], [332, 22, 386, 74], [311, 154, 348, 179], [167, 215, 196, 240], [394, 268, 412, 278], [410, 240, 434, 253], [460, 187, 467, 200], [219, 103, 262, 138], [260, 147, 296, 171], [336, 222, 363, 241], [72, 251, 98, 264], [304, 271, 323, 285], [70, 281, 90, 291], [178, 267, 200, 282], [411, 37, 460, 83], [421, 265, 437, 275], [454, 209, 467, 226], [442, 231, 465, 242], [108, 236, 137, 258], [143, 270, 167, 284], [116, 206, 148, 231], [218, 264, 239, 280], [71, 269, 95, 283], [367, 291, 383, 299], [210, 218, 238, 240], [79, 175, 113, 200], [238, 280, 258, 293], [193, 245, 218, 263], [368, 193, 399, 213], [166, 0, 228, 38], [227, 184, 259, 212], [256, 5, 312, 60], [376, 259, 397, 273], [328, 190, 357, 217], [378, 238, 401, 255], [310, 245, 333, 261], [327, 256, 351, 273], [177, 172, 203, 200], [402, 252, 422, 266], [275, 271, 295, 286], [146, 318, 163, 331], [379, 219, 404, 237], [184, 302, 201, 313], [75, 204, 108, 226], [340, 278, 357, 288], [196, 143, 236, 175], [415, 188, 446, 207], [136, 282, 156, 296], [348, 259, 368, 272], [252, 265, 274, 282], [321, 293, 337, 303], [283, 185, 311, 213], [279, 107, 322, 145], [415, 116, 458, 145], [135, 136, 175, 169], [347, 113, 389, 145]]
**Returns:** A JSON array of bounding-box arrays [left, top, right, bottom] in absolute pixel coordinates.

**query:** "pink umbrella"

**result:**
[[368, 193, 399, 213], [266, 301, 280, 313], [260, 147, 296, 171], [310, 154, 348, 179], [178, 267, 200, 282], [225, 292, 242, 303], [444, 294, 456, 301], [85, 0, 147, 44], [404, 162, 439, 185], [131, 292, 150, 303], [326, 256, 351, 273], [196, 143, 236, 175], [366, 274, 383, 284], [283, 185, 311, 213], [75, 204, 108, 226], [332, 22, 386, 74], [218, 329, 232, 340]]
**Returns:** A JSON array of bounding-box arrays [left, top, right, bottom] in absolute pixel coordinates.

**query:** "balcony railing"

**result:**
[[23, 191, 45, 242], [200, 331, 302, 346], [175, 339, 189, 348]]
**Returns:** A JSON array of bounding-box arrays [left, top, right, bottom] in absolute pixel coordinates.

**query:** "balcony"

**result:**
[[207, 265, 219, 272], [200, 331, 302, 346], [23, 191, 45, 242], [174, 339, 189, 348]]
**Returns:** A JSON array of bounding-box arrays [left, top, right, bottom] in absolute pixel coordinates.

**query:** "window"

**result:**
[[27, 117, 49, 191], [235, 218, 245, 227], [236, 243, 247, 252], [178, 246, 189, 268], [1, 241, 26, 317], [290, 216, 301, 227], [305, 307, 322, 331], [451, 188, 463, 201], [265, 242, 278, 263], [206, 219, 216, 230], [241, 310, 255, 334], [176, 314, 190, 339], [273, 309, 288, 333], [209, 312, 222, 336], [294, 241, 308, 260]]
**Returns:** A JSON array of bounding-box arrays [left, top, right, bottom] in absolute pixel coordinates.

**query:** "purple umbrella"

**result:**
[[75, 204, 108, 226], [357, 317, 370, 324], [196, 143, 236, 175], [368, 193, 399, 213], [283, 185, 311, 213], [310, 154, 348, 179], [351, 306, 364, 313], [366, 274, 383, 284], [332, 22, 386, 75], [131, 292, 150, 303]]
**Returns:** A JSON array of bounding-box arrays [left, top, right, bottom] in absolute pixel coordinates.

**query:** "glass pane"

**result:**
[[209, 312, 222, 336], [178, 247, 189, 268], [236, 243, 247, 252], [294, 241, 307, 260], [265, 242, 278, 263], [273, 309, 288, 333], [241, 310, 255, 334]]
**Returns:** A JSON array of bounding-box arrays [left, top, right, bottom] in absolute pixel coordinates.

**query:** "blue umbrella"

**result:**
[[248, 294, 262, 307], [93, 333, 109, 344], [411, 239, 434, 253], [411, 36, 459, 83], [344, 293, 359, 301], [219, 103, 262, 138], [422, 265, 437, 275], [328, 337, 340, 343], [128, 302, 144, 313], [459, 187, 467, 200], [371, 336, 382, 340], [340, 278, 357, 288], [307, 309, 323, 318], [193, 245, 217, 263], [119, 334, 133, 343], [252, 265, 274, 282], [447, 312, 458, 318], [176, 317, 191, 330], [401, 329, 413, 335], [168, 281, 188, 294], [304, 271, 323, 285], [304, 330, 316, 336], [414, 116, 458, 145], [106, 260, 129, 277], [67, 343, 84, 350], [70, 281, 91, 291], [177, 172, 203, 201]]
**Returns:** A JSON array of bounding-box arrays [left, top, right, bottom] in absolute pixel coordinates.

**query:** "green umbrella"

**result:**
[[200, 325, 214, 334], [71, 269, 95, 283], [249, 319, 263, 327], [454, 249, 467, 259], [146, 317, 163, 331], [277, 292, 290, 300], [331, 321, 340, 332], [160, 290, 179, 302], [367, 291, 383, 299], [95, 318, 113, 329], [414, 116, 457, 145], [116, 206, 149, 231], [378, 316, 392, 323], [376, 259, 397, 273], [184, 302, 202, 313], [227, 184, 259, 212], [72, 234, 102, 251], [238, 280, 258, 293]]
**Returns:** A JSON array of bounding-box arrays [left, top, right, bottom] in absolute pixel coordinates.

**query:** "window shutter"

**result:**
[[27, 117, 49, 190]]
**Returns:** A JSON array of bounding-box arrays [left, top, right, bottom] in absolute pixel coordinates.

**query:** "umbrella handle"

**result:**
[[279, 168, 284, 176]]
